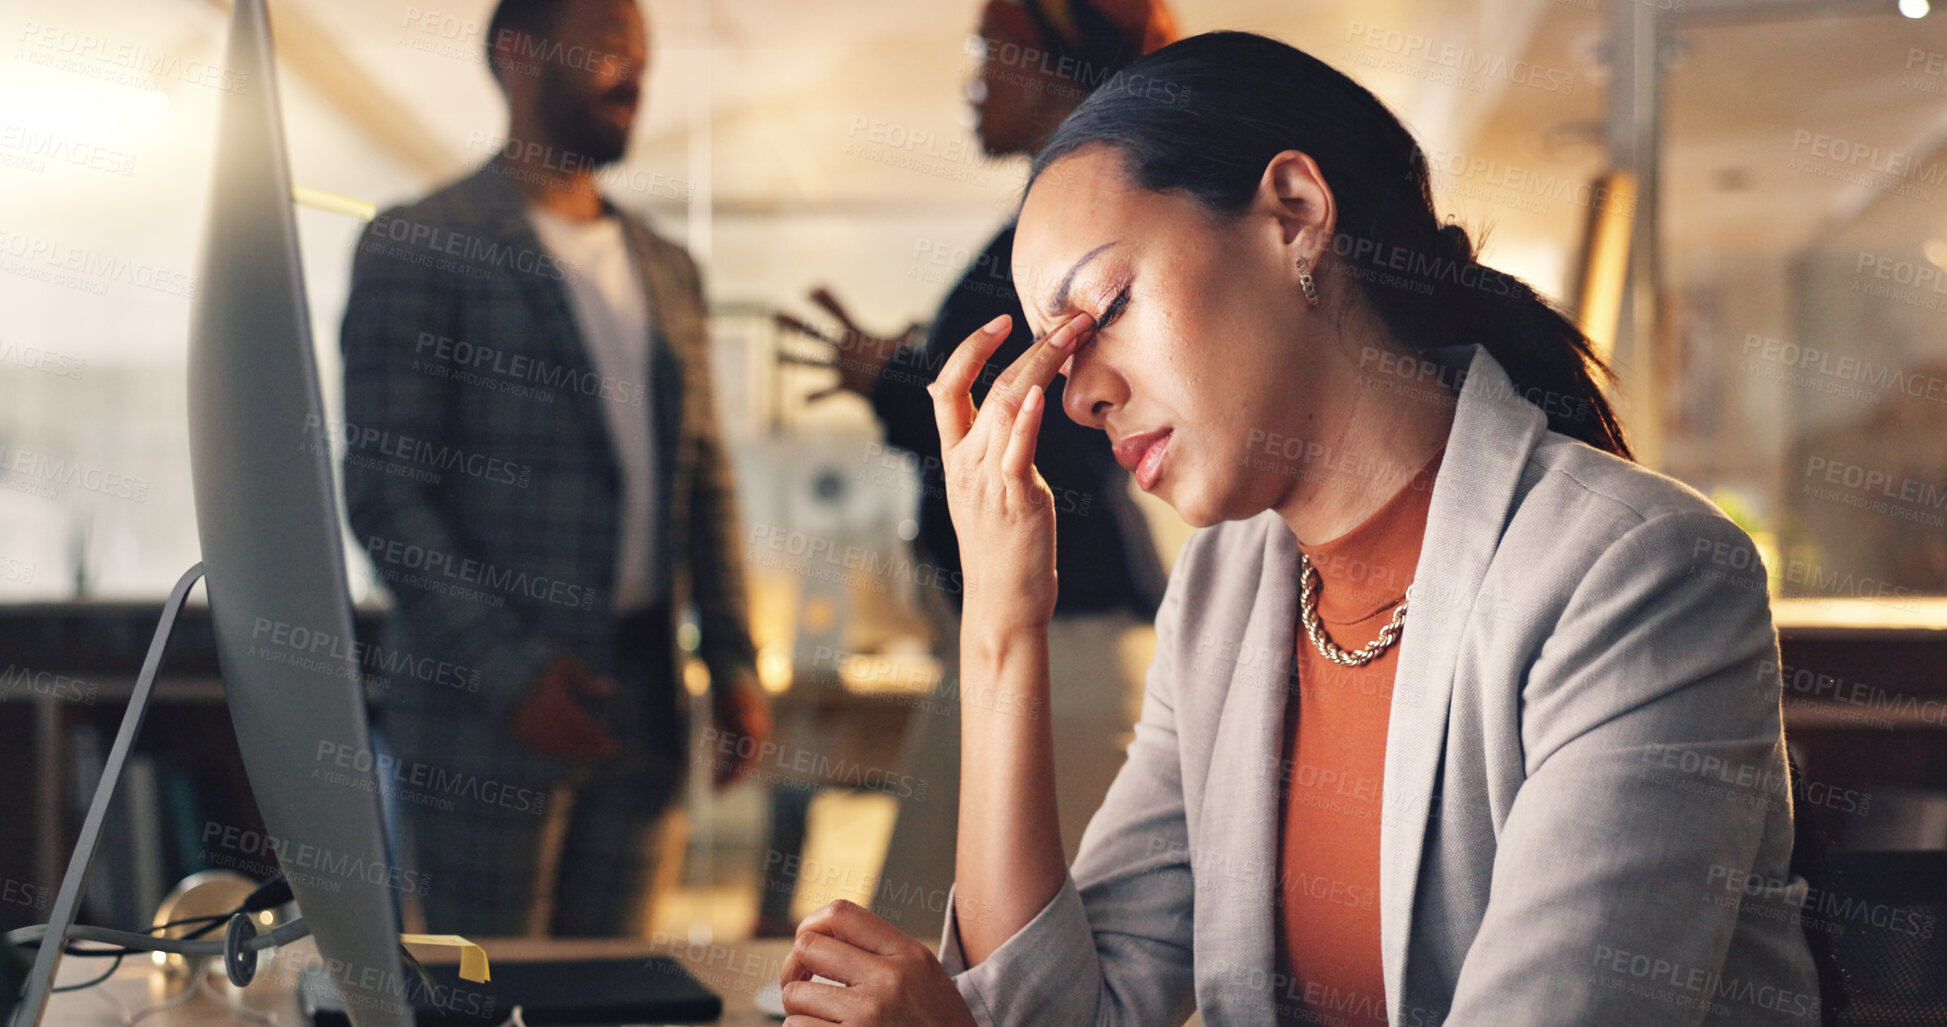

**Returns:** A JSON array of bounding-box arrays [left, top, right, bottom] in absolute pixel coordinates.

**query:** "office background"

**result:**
[[3, 0, 1945, 957]]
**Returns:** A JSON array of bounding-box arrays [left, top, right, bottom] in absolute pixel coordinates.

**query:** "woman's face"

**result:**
[[969, 11, 1084, 156], [1014, 145, 1327, 528]]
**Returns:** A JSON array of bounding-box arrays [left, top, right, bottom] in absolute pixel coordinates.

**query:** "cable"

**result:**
[[10, 873, 307, 1009], [14, 874, 288, 959], [7, 918, 311, 957], [48, 951, 125, 993], [30, 916, 228, 960], [152, 913, 231, 937], [157, 913, 230, 933]]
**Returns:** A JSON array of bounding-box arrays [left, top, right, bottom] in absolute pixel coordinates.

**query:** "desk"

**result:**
[[1773, 600, 1947, 848], [38, 935, 803, 1026]]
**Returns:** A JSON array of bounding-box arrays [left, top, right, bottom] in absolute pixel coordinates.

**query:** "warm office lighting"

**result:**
[[1901, 0, 1929, 18], [835, 651, 941, 696], [1925, 238, 1947, 269], [0, 67, 169, 146], [683, 657, 712, 696], [756, 642, 793, 694], [292, 185, 375, 221], [1771, 596, 1947, 630], [1575, 170, 1638, 365], [802, 595, 836, 635]]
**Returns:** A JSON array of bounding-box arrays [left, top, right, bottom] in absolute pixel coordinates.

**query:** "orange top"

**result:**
[[1273, 446, 1444, 1027]]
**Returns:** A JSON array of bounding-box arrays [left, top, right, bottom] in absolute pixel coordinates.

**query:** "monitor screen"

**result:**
[[185, 1, 411, 1023]]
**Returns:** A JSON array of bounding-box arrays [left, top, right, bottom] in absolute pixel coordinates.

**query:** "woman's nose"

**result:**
[[1060, 364, 1112, 430]]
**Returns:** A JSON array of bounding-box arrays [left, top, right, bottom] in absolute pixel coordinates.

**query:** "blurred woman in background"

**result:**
[[766, 0, 1179, 942]]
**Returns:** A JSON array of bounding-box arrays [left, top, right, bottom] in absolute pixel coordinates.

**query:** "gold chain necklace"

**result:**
[[1296, 551, 1409, 667]]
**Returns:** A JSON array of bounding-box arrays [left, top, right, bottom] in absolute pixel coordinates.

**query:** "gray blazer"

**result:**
[[939, 344, 1821, 1025]]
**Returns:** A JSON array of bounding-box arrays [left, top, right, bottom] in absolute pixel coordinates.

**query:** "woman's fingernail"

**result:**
[[982, 314, 1009, 335]]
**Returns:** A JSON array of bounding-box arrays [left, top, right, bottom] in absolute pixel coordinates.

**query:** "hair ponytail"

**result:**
[[1028, 31, 1633, 460], [1379, 219, 1633, 459]]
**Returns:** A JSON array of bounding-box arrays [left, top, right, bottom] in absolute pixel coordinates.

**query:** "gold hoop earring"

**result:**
[[1296, 256, 1321, 307]]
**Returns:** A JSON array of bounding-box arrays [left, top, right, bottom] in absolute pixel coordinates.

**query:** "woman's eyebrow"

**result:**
[[1034, 241, 1121, 336]]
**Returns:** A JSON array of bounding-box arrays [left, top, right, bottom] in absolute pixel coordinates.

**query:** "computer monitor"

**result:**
[[179, 0, 410, 1022], [10, 0, 408, 1021]]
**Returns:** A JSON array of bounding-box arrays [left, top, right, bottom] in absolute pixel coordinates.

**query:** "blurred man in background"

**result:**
[[340, 0, 768, 938], [771, 0, 1179, 940]]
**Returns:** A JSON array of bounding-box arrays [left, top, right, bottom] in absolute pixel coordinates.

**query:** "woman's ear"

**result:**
[[1255, 149, 1337, 269]]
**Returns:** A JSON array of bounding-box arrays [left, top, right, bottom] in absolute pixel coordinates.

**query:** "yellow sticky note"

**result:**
[[400, 934, 491, 983]]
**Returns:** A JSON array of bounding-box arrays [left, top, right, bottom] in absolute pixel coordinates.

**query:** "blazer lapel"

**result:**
[[1197, 525, 1303, 1024], [1378, 344, 1547, 1022], [619, 220, 687, 462], [618, 218, 691, 565]]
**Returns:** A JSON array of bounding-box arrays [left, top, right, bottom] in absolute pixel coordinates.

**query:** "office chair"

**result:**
[[1820, 849, 1947, 1027]]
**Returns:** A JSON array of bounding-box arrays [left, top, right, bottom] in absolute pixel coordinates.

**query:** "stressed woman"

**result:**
[[780, 31, 1820, 1027]]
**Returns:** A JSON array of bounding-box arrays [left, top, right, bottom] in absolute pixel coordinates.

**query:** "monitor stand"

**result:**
[[12, 563, 205, 1027]]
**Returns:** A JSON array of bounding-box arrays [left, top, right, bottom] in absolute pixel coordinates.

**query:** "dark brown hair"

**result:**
[[1029, 31, 1632, 459]]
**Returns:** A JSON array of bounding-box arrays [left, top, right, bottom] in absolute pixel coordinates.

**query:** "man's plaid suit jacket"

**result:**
[[339, 159, 756, 786]]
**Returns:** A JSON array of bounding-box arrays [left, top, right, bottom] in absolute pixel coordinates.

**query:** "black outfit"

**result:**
[[761, 224, 1167, 933], [867, 224, 1167, 621]]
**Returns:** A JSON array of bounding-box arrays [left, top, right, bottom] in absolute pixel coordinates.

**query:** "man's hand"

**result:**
[[509, 653, 620, 763], [711, 677, 772, 789], [779, 900, 979, 1027], [774, 286, 923, 400]]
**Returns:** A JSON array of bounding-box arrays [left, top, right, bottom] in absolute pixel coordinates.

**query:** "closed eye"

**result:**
[[1058, 286, 1127, 378], [1097, 286, 1131, 330]]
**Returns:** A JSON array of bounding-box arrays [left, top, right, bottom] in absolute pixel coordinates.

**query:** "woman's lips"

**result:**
[[1113, 428, 1172, 491]]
